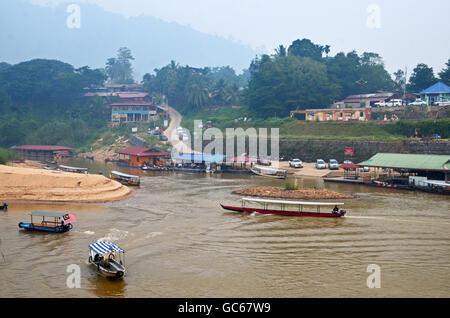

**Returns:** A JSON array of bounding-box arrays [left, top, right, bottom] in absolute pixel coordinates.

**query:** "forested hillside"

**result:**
[[0, 59, 108, 148]]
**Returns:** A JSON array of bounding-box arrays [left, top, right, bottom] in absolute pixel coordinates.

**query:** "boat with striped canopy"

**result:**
[[88, 241, 126, 279], [221, 197, 347, 218]]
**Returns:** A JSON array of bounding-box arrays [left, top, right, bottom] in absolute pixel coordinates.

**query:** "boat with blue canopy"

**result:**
[[18, 212, 76, 233], [88, 241, 126, 279]]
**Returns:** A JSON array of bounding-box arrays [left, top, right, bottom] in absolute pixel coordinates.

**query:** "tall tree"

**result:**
[[105, 47, 135, 84], [288, 39, 325, 61], [275, 45, 287, 57], [438, 59, 450, 86], [407, 63, 437, 93]]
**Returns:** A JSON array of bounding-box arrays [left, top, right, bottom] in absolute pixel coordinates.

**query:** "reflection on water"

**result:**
[[1, 160, 449, 297]]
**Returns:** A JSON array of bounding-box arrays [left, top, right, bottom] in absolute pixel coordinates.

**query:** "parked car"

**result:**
[[328, 159, 339, 170], [257, 158, 272, 166], [343, 160, 356, 171], [434, 100, 450, 106], [315, 159, 326, 169], [376, 99, 403, 107], [289, 159, 303, 168], [159, 135, 168, 141], [409, 99, 427, 106]]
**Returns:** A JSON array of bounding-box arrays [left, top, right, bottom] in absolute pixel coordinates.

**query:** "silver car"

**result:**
[[328, 159, 339, 170], [316, 159, 326, 169], [289, 159, 303, 168]]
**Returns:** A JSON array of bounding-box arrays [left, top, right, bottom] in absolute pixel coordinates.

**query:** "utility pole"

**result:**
[[403, 65, 407, 102]]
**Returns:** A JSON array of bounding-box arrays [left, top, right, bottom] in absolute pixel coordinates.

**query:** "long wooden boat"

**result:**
[[251, 165, 287, 179], [221, 197, 347, 218], [109, 170, 140, 186], [18, 212, 75, 233], [58, 165, 88, 173]]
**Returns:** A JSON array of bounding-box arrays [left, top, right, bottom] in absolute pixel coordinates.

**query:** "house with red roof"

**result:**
[[116, 146, 169, 166]]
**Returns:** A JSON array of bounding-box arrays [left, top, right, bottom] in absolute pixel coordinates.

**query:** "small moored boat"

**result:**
[[0, 202, 8, 211], [109, 171, 140, 186], [18, 212, 76, 233], [221, 197, 347, 218], [88, 241, 126, 279], [251, 165, 287, 179]]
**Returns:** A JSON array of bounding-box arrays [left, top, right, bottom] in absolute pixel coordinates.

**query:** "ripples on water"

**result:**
[[0, 166, 449, 298]]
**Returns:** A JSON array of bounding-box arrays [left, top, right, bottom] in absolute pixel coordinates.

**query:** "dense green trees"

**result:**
[[407, 63, 438, 93], [0, 59, 108, 148], [245, 39, 395, 116], [142, 62, 246, 113]]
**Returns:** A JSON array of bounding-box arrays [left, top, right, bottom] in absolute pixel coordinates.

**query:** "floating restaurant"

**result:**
[[12, 145, 73, 159], [173, 153, 227, 173], [116, 146, 169, 167], [358, 153, 450, 194]]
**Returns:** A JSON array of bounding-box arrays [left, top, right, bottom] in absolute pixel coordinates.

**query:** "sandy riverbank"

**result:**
[[0, 164, 132, 203]]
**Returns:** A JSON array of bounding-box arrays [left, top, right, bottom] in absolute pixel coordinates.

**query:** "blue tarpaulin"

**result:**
[[173, 154, 226, 163]]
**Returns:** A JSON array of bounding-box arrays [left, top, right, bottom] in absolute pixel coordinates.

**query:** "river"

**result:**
[[0, 159, 449, 297]]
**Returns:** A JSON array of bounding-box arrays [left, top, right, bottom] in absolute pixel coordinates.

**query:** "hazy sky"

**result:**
[[30, 0, 450, 75]]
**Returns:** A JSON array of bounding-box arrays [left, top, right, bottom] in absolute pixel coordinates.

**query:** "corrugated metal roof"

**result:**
[[358, 153, 450, 171], [116, 146, 168, 157], [174, 154, 226, 163], [420, 82, 450, 95], [13, 145, 73, 151]]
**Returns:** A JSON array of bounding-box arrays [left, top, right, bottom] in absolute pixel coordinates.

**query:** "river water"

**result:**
[[0, 159, 449, 298]]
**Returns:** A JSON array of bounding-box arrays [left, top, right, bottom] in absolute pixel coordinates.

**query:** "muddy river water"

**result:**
[[0, 160, 449, 297]]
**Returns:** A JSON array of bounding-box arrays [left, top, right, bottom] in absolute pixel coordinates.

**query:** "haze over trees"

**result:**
[[0, 59, 108, 148], [106, 47, 136, 84], [142, 62, 248, 113]]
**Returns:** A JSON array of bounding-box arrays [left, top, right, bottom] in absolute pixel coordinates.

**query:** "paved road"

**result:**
[[164, 106, 198, 155]]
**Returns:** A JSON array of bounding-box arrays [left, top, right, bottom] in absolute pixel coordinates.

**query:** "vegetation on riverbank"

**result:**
[[181, 107, 450, 141], [0, 147, 18, 164]]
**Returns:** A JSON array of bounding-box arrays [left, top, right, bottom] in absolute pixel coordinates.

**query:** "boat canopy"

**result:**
[[110, 171, 139, 179], [242, 197, 344, 206], [89, 241, 125, 255], [30, 211, 66, 217]]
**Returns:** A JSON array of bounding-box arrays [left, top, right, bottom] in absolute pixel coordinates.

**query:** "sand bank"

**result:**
[[0, 165, 132, 203], [233, 187, 357, 200]]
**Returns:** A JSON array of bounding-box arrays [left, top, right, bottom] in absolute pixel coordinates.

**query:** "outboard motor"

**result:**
[[2, 203, 7, 211]]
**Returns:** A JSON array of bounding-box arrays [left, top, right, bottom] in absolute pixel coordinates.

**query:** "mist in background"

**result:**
[[2, 0, 450, 77]]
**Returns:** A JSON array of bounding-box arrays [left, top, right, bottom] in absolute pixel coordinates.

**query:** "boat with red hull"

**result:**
[[221, 197, 347, 218]]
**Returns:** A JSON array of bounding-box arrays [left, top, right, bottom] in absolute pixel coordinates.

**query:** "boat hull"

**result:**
[[250, 169, 286, 179], [18, 222, 72, 233], [89, 260, 125, 279], [220, 204, 346, 218]]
